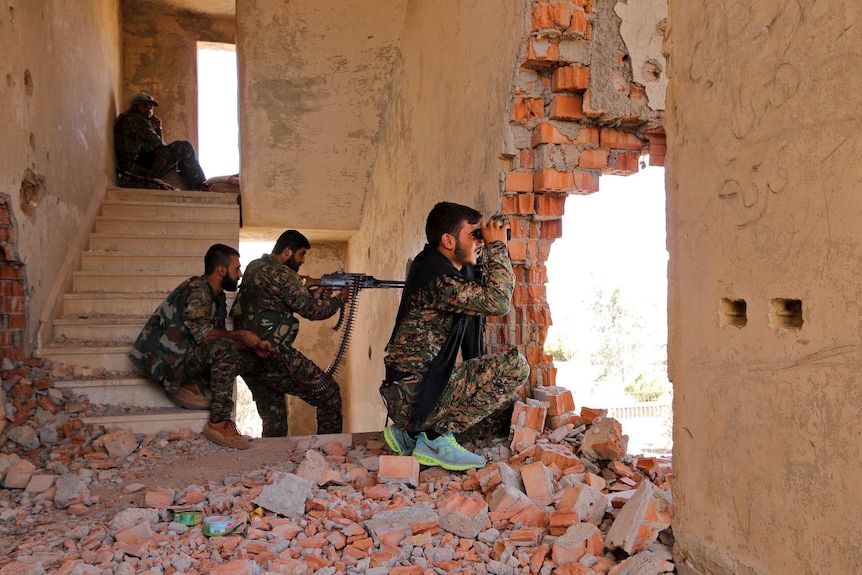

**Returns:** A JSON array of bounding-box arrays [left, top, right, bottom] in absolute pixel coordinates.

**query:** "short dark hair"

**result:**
[[204, 243, 240, 274], [425, 202, 483, 248], [273, 230, 311, 255]]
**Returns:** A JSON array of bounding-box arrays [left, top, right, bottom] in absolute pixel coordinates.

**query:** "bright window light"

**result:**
[[197, 42, 239, 178]]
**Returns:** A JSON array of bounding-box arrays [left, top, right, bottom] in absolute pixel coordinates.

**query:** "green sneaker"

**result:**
[[412, 432, 486, 471], [384, 425, 416, 456]]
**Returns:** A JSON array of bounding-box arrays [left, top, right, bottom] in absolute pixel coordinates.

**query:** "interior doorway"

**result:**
[[196, 42, 239, 179], [545, 161, 671, 455]]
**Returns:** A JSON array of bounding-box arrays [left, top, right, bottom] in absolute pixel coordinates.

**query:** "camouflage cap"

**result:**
[[131, 92, 159, 107]]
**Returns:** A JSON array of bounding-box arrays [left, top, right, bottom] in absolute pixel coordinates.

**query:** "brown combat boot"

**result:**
[[166, 384, 210, 410], [203, 420, 250, 450]]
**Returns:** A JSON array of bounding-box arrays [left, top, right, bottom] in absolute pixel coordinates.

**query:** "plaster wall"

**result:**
[[341, 0, 525, 431], [122, 6, 234, 155], [0, 0, 122, 350], [666, 1, 862, 573], [237, 0, 407, 234]]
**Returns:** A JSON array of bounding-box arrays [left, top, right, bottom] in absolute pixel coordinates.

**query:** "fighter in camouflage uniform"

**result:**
[[129, 244, 271, 449], [231, 230, 348, 437], [382, 202, 530, 471], [113, 92, 208, 191]]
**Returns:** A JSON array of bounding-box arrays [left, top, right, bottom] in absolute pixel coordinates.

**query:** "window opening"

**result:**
[[544, 161, 670, 456], [196, 42, 239, 179]]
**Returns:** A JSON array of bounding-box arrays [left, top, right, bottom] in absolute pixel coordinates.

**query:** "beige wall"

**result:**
[[236, 0, 407, 235], [342, 0, 525, 431], [122, 6, 235, 152], [667, 1, 862, 573], [0, 0, 122, 350]]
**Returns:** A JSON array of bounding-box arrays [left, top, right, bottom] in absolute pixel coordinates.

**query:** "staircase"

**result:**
[[39, 187, 240, 434]]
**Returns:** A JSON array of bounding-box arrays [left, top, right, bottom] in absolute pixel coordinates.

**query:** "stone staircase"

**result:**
[[38, 187, 240, 434]]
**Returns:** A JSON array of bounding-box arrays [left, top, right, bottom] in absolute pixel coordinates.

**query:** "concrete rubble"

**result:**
[[1, 360, 674, 574]]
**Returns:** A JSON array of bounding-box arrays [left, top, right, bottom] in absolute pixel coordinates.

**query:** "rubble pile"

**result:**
[[1, 361, 674, 575]]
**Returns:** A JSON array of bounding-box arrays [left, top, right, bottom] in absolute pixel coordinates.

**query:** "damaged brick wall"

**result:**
[[0, 194, 26, 361], [490, 0, 666, 388]]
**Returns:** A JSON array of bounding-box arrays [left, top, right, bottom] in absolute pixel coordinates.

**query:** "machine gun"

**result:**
[[303, 272, 405, 391], [318, 272, 406, 291]]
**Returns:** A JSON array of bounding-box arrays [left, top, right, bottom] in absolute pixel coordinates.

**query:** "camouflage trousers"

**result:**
[[238, 347, 343, 437], [389, 347, 530, 439], [183, 338, 238, 423], [131, 140, 206, 190]]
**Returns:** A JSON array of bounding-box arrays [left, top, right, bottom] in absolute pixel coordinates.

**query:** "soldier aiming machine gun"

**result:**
[[305, 273, 405, 386]]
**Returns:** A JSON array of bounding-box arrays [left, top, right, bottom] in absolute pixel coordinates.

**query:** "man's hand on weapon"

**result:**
[[236, 330, 274, 358], [305, 276, 350, 300]]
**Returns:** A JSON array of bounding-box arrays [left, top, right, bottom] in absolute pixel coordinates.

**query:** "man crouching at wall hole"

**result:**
[[381, 201, 529, 471]]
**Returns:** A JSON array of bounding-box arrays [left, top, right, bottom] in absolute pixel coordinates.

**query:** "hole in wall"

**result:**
[[545, 162, 670, 456], [770, 298, 803, 329], [720, 298, 747, 328]]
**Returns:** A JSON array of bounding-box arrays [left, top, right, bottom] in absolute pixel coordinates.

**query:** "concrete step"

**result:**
[[94, 216, 238, 237], [55, 376, 175, 408], [62, 293, 164, 316], [99, 200, 239, 222], [83, 410, 209, 434], [52, 316, 147, 342], [88, 233, 233, 254], [80, 252, 211, 273], [106, 187, 240, 205], [37, 345, 134, 373], [72, 271, 189, 293]]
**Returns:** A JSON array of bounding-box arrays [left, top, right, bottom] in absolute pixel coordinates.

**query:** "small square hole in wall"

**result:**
[[770, 298, 803, 329], [720, 298, 747, 327]]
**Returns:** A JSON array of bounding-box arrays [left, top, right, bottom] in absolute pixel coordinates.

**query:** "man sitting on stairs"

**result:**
[[129, 244, 272, 449], [114, 91, 210, 191]]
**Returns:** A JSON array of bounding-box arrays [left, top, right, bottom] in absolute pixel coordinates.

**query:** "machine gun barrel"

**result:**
[[318, 273, 405, 290]]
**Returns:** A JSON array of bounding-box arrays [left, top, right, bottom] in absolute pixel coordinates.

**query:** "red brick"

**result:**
[[531, 123, 573, 146], [507, 241, 527, 262], [541, 219, 563, 240], [519, 149, 535, 169], [505, 171, 533, 193], [512, 97, 545, 122], [552, 65, 590, 93], [511, 400, 547, 432], [572, 169, 600, 192], [599, 128, 646, 150], [570, 8, 591, 38], [549, 510, 580, 535], [534, 443, 582, 471], [551, 3, 572, 29], [526, 38, 560, 64], [520, 461, 555, 506], [548, 95, 583, 120], [607, 150, 641, 175], [0, 265, 23, 280], [510, 426, 540, 453], [378, 455, 419, 487], [511, 501, 549, 528], [534, 169, 574, 192], [534, 194, 566, 218], [578, 148, 610, 170], [532, 386, 575, 416], [531, 5, 554, 31], [645, 129, 666, 166]]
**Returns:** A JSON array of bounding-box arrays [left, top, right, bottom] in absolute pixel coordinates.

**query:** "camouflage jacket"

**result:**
[[230, 254, 343, 352], [113, 109, 165, 173], [129, 276, 226, 391], [384, 240, 514, 378]]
